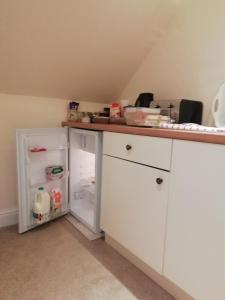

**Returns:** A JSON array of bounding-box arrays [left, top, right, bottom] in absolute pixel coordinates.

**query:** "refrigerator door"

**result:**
[[16, 128, 69, 233], [69, 128, 102, 233]]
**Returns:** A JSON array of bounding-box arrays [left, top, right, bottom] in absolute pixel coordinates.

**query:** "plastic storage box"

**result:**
[[124, 107, 161, 126]]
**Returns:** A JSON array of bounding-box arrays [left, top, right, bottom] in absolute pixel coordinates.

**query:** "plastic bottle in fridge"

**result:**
[[33, 187, 50, 224]]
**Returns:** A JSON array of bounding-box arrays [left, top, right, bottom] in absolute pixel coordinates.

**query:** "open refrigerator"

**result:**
[[16, 127, 102, 234]]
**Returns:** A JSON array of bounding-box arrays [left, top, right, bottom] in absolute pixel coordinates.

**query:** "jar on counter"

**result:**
[[110, 103, 121, 118], [68, 110, 82, 122], [67, 101, 81, 121], [81, 112, 91, 123]]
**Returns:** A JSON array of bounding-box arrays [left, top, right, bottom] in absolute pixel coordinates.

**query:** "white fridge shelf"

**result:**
[[30, 175, 68, 189]]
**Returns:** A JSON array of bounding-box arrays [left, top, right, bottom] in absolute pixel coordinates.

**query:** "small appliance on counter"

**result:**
[[212, 83, 225, 127], [135, 92, 154, 107], [178, 99, 203, 124]]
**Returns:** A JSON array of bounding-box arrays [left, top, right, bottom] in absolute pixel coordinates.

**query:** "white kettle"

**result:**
[[212, 83, 225, 127]]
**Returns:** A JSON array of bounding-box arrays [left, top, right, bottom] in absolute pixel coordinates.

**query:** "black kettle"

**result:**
[[135, 93, 154, 107]]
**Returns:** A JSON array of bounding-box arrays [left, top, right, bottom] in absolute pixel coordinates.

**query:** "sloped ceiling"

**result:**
[[0, 0, 181, 102]]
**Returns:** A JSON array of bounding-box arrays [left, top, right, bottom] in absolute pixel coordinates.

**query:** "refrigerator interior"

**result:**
[[23, 130, 68, 229], [69, 130, 97, 231]]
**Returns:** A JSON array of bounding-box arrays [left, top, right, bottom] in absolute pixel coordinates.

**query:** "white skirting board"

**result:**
[[0, 209, 18, 228], [65, 214, 103, 240]]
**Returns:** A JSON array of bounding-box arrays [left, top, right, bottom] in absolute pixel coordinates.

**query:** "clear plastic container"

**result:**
[[124, 107, 161, 126]]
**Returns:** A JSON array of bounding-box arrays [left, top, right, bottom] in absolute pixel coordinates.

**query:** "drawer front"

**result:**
[[103, 132, 172, 170]]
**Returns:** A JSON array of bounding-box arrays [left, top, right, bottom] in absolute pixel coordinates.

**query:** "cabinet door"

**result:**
[[101, 155, 169, 273], [164, 140, 225, 300]]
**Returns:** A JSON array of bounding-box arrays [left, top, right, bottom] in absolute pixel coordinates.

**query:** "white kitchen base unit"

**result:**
[[100, 131, 225, 300], [101, 132, 172, 274], [101, 155, 169, 274], [164, 140, 225, 300], [16, 127, 102, 234], [105, 234, 195, 300]]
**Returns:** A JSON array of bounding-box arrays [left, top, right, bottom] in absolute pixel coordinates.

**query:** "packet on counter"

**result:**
[[145, 115, 171, 127]]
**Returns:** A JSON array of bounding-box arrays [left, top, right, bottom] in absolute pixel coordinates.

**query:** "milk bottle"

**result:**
[[33, 187, 50, 223]]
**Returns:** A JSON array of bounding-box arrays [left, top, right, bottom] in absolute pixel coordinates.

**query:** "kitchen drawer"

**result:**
[[103, 132, 172, 170]]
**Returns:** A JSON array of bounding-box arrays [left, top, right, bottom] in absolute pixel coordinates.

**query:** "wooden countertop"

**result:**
[[62, 121, 225, 145]]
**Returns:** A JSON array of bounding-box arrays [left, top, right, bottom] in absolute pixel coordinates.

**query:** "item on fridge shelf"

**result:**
[[30, 147, 47, 152], [51, 188, 62, 213], [110, 103, 121, 118], [33, 187, 50, 224], [46, 166, 64, 180]]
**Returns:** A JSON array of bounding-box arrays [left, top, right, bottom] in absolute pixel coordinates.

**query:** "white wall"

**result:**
[[120, 0, 225, 125], [0, 93, 105, 215], [0, 0, 180, 102]]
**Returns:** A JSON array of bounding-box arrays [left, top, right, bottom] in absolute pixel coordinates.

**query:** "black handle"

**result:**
[[156, 178, 163, 185], [126, 144, 132, 150]]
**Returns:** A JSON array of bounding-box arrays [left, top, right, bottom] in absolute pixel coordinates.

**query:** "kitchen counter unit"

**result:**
[[62, 121, 225, 145], [62, 121, 225, 300]]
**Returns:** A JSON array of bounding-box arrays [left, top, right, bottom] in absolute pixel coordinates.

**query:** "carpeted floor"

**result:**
[[0, 218, 175, 300]]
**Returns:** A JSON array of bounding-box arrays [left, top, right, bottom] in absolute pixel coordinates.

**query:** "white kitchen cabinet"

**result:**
[[101, 155, 169, 273], [103, 132, 172, 171], [164, 140, 225, 300]]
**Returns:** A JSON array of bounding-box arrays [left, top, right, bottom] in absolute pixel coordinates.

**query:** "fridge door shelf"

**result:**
[[29, 146, 67, 152], [26, 147, 67, 164], [29, 209, 67, 230], [30, 174, 68, 189]]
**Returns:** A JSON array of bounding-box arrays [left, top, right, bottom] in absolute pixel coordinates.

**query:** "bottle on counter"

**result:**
[[68, 101, 80, 121], [110, 103, 121, 119]]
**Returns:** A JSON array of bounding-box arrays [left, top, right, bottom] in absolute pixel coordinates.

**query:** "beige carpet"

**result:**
[[0, 218, 175, 300]]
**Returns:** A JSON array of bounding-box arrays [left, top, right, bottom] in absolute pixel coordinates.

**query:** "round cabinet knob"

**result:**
[[156, 177, 163, 185], [126, 144, 132, 150]]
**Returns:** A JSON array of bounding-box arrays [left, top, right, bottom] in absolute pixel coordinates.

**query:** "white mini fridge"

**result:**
[[16, 127, 102, 234]]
